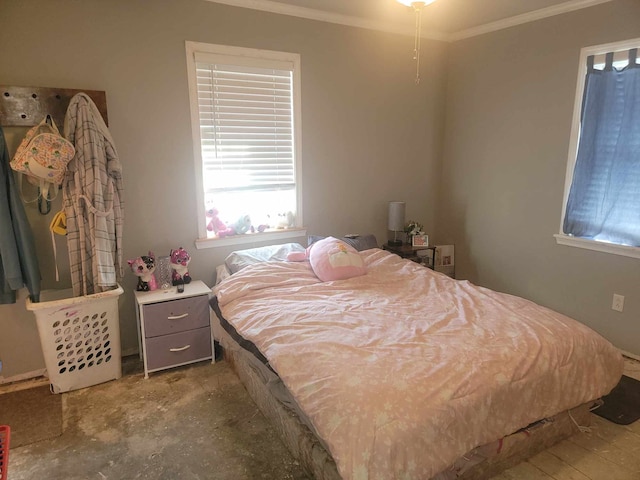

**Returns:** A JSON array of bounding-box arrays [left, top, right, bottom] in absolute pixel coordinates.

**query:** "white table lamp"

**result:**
[[388, 201, 406, 246]]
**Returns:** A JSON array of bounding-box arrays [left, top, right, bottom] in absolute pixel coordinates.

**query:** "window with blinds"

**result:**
[[186, 43, 302, 241], [557, 38, 640, 258]]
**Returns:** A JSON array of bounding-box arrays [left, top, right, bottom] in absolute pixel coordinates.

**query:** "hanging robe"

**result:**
[[63, 93, 124, 296]]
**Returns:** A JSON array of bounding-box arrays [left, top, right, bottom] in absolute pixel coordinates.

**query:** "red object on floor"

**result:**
[[0, 425, 9, 480]]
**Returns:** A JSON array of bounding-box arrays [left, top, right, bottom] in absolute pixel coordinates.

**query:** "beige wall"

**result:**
[[439, 0, 640, 355], [0, 0, 447, 379]]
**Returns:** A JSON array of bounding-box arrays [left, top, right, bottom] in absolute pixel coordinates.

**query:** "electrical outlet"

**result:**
[[612, 294, 625, 312]]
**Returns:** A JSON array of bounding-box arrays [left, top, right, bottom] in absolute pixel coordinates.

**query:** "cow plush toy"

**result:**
[[127, 251, 158, 291]]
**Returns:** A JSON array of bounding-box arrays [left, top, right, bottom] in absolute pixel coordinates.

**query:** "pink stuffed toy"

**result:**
[[170, 247, 192, 285], [127, 251, 158, 291], [206, 208, 231, 235], [287, 237, 366, 282], [286, 247, 311, 262]]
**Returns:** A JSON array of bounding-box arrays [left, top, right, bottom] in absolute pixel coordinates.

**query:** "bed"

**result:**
[[210, 238, 623, 480]]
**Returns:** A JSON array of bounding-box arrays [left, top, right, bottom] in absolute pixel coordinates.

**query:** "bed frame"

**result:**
[[211, 309, 594, 480]]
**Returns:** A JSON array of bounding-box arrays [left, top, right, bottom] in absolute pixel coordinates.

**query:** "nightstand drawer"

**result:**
[[143, 295, 209, 338], [145, 326, 212, 371]]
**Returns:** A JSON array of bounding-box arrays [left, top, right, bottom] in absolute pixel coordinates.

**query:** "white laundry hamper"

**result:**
[[26, 285, 124, 393]]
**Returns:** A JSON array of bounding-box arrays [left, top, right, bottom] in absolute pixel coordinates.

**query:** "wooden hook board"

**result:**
[[0, 86, 108, 129]]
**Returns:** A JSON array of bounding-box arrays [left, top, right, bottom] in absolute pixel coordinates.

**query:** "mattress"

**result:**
[[211, 309, 596, 480], [213, 247, 623, 480]]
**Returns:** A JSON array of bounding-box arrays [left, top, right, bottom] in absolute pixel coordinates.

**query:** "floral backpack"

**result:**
[[10, 114, 75, 211]]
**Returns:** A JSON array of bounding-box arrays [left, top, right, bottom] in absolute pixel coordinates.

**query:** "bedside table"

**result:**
[[134, 280, 214, 378], [383, 243, 436, 269]]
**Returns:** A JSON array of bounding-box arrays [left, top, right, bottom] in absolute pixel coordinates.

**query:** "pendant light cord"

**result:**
[[413, 3, 423, 84]]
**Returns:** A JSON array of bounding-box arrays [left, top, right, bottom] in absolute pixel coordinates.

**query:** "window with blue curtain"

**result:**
[[563, 47, 640, 247]]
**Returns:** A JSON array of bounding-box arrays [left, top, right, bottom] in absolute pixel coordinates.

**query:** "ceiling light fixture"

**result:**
[[396, 0, 437, 84]]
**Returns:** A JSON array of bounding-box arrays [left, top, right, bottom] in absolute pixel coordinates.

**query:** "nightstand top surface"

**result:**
[[383, 243, 434, 254], [134, 279, 211, 305]]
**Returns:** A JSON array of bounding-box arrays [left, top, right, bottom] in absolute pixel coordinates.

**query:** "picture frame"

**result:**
[[412, 234, 429, 247]]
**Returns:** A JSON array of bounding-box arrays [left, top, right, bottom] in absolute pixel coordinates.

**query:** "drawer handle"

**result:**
[[169, 345, 191, 352], [167, 313, 189, 320]]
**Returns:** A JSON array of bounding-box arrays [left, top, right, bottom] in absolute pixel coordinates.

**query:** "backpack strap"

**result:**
[[16, 173, 40, 204], [37, 181, 53, 215]]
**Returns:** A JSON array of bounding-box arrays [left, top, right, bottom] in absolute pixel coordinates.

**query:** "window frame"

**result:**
[[185, 41, 305, 249], [555, 37, 640, 260]]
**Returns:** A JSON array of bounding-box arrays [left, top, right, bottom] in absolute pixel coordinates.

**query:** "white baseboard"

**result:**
[[621, 350, 640, 362], [0, 368, 47, 387], [122, 347, 139, 357], [0, 348, 139, 388]]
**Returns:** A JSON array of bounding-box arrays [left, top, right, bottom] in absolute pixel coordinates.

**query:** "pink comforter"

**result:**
[[214, 249, 623, 480]]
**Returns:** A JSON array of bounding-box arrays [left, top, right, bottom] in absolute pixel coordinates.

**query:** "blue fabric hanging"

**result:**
[[0, 126, 42, 303], [563, 49, 640, 247]]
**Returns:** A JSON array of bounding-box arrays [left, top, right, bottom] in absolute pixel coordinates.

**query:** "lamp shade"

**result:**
[[388, 202, 406, 231]]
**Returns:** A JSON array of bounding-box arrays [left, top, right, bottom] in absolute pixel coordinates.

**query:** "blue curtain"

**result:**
[[563, 49, 640, 247]]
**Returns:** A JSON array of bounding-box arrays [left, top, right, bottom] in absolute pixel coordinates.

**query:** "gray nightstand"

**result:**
[[134, 280, 214, 378]]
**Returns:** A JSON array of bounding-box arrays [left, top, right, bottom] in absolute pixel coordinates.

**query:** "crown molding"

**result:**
[[205, 0, 449, 41], [448, 0, 616, 41], [205, 0, 616, 43]]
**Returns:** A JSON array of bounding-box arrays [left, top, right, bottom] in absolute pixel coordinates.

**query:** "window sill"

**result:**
[[195, 228, 307, 250], [554, 234, 640, 260]]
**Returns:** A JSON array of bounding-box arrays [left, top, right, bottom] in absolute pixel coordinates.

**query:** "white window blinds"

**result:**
[[195, 54, 295, 193]]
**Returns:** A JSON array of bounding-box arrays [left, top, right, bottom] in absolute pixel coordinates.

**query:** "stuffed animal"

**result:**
[[218, 214, 252, 237], [206, 208, 231, 235], [276, 211, 296, 229], [286, 246, 311, 262], [233, 214, 252, 235], [286, 237, 366, 282], [127, 251, 158, 291], [170, 247, 192, 285]]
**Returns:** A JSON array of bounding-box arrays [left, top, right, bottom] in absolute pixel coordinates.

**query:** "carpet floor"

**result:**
[[0, 385, 62, 448]]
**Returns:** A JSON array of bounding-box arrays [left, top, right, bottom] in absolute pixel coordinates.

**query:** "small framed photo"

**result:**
[[412, 234, 429, 247]]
